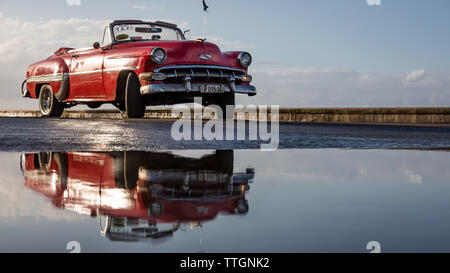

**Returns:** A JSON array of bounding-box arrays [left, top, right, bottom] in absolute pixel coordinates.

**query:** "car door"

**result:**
[[68, 48, 106, 99]]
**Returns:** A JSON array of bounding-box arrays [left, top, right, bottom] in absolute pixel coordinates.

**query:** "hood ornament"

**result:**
[[199, 54, 212, 61]]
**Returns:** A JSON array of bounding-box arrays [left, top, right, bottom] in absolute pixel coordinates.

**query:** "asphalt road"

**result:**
[[0, 117, 450, 151]]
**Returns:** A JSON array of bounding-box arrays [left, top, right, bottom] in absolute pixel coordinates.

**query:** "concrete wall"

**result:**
[[0, 107, 449, 124], [275, 108, 450, 124]]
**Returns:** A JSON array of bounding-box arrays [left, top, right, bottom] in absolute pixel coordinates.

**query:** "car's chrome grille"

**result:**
[[154, 184, 246, 199], [154, 65, 246, 83]]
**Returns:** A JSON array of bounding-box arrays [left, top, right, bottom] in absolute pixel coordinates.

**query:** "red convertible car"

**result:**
[[22, 20, 256, 118]]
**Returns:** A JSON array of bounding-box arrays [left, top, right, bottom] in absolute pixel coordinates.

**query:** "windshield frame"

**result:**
[[109, 21, 186, 44]]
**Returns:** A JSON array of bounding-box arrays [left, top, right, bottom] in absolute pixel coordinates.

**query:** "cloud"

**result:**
[[131, 5, 147, 10], [131, 4, 166, 11], [403, 69, 426, 85], [238, 66, 450, 107], [203, 36, 255, 51], [0, 16, 110, 109]]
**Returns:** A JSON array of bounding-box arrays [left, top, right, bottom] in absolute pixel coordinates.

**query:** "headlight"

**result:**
[[150, 47, 166, 64], [238, 52, 252, 68]]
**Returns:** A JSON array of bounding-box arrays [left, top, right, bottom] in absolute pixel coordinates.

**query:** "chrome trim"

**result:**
[[69, 70, 103, 76], [199, 54, 212, 60], [154, 65, 245, 74], [66, 47, 94, 54], [26, 73, 64, 83], [237, 52, 252, 68], [104, 66, 140, 72], [151, 72, 167, 81], [21, 80, 30, 98], [140, 83, 256, 96], [27, 66, 141, 81], [22, 89, 31, 98], [184, 76, 192, 92], [150, 47, 166, 64], [71, 66, 141, 75], [139, 72, 152, 81]]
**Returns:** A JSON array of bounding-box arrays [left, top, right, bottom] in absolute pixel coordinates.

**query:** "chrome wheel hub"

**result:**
[[40, 89, 52, 114]]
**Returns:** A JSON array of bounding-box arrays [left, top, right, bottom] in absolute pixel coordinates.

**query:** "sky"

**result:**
[[0, 0, 449, 109]]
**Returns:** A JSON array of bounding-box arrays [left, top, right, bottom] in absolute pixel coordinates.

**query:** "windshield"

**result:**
[[112, 24, 184, 42]]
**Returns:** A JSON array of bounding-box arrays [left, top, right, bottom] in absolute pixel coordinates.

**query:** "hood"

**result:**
[[115, 40, 236, 67], [160, 40, 230, 66]]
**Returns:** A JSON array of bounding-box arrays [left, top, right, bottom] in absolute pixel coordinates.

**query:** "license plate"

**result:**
[[200, 84, 224, 93]]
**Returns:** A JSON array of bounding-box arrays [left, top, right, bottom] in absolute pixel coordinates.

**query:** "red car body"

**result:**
[[21, 151, 254, 242], [22, 20, 256, 118]]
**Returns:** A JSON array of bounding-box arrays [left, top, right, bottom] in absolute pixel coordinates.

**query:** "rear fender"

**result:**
[[26, 56, 70, 101]]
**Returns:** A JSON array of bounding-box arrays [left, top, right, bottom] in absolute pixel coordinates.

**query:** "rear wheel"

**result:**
[[125, 73, 145, 118], [37, 152, 67, 190], [39, 84, 65, 117]]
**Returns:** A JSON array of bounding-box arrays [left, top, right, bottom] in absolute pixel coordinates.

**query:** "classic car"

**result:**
[[20, 150, 255, 242], [22, 20, 256, 118]]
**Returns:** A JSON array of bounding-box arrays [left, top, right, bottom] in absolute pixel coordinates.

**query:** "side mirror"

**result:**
[[93, 42, 100, 49]]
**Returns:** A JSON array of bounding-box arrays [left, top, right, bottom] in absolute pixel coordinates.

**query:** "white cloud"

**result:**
[[403, 69, 426, 85], [131, 4, 166, 10], [204, 36, 255, 51], [131, 5, 147, 10], [0, 16, 110, 109], [238, 66, 450, 107]]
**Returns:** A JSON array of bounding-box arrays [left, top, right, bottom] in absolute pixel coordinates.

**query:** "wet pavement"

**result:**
[[0, 117, 450, 151], [1, 117, 450, 252]]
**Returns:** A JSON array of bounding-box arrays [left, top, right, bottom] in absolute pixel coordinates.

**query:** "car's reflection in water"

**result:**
[[20, 150, 254, 243]]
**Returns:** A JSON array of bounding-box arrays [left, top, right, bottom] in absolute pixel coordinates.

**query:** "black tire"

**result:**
[[38, 84, 65, 117], [38, 152, 52, 170], [113, 151, 143, 190], [87, 102, 102, 109], [235, 199, 249, 215], [53, 152, 68, 190], [38, 152, 67, 190], [217, 93, 235, 120], [215, 150, 234, 174], [124, 151, 138, 190], [125, 73, 145, 118], [113, 152, 125, 189]]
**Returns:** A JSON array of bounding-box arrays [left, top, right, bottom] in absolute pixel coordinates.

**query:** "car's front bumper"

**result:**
[[140, 83, 257, 96]]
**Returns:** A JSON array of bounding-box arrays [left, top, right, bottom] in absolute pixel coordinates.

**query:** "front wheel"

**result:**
[[217, 93, 235, 120], [125, 73, 146, 118], [39, 84, 65, 117]]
